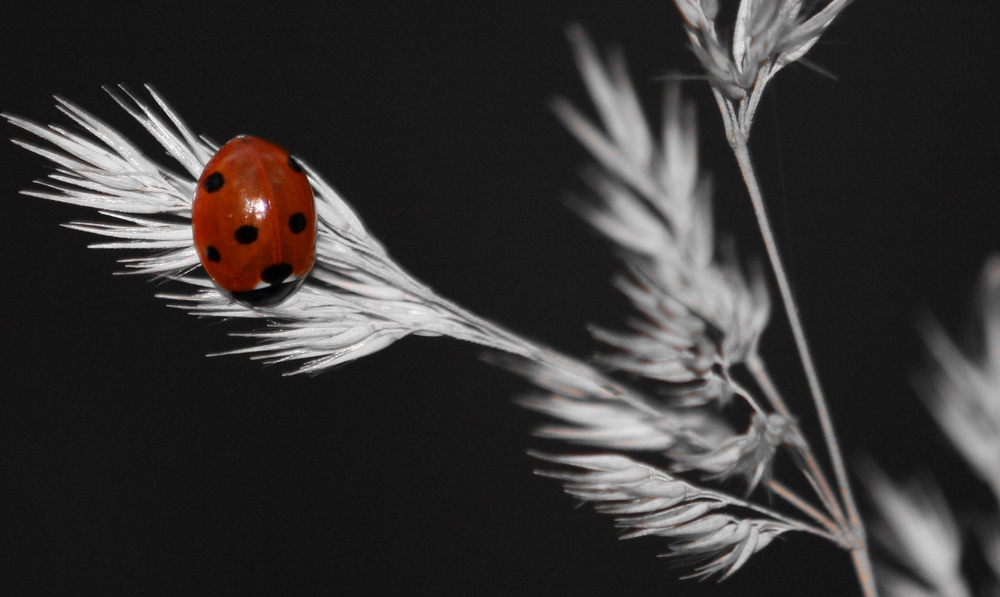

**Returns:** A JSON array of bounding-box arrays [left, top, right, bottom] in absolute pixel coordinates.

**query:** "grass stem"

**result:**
[[727, 127, 875, 596]]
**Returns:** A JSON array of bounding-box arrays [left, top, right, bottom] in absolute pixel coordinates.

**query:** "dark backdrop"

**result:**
[[1, 2, 994, 596]]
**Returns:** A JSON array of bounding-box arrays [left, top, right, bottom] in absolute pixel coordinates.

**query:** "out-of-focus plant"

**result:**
[[865, 258, 1000, 597]]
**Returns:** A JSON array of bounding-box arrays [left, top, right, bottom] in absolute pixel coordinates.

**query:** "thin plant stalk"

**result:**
[[768, 480, 843, 541], [722, 115, 874, 594], [748, 353, 849, 531]]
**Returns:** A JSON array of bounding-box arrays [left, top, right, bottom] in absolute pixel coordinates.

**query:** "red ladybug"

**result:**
[[192, 136, 317, 307]]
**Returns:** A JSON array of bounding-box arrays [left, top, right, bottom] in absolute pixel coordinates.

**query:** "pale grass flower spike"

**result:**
[[555, 26, 771, 408], [919, 256, 1000, 502], [674, 0, 855, 139], [532, 453, 802, 581], [865, 256, 1000, 597], [3, 86, 556, 374], [864, 466, 970, 597]]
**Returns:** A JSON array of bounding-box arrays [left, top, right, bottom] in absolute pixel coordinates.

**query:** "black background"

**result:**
[[0, 2, 994, 596]]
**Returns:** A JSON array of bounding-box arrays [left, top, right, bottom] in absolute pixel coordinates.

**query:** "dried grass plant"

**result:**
[[864, 257, 1000, 597], [2, 2, 991, 596]]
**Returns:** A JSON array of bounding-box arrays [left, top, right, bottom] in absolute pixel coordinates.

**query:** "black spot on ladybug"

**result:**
[[289, 212, 307, 234], [261, 263, 293, 285], [235, 225, 258, 244], [287, 156, 303, 173], [203, 172, 224, 193], [206, 245, 221, 262]]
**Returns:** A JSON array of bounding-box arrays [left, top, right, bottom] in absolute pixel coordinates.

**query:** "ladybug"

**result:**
[[192, 136, 317, 307]]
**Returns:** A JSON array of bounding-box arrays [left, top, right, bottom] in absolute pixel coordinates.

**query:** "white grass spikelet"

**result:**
[[919, 255, 1000, 502], [492, 355, 735, 452], [673, 0, 855, 136], [875, 566, 950, 597], [4, 86, 549, 373], [557, 27, 770, 407], [863, 465, 971, 597], [672, 412, 802, 493], [534, 452, 799, 580], [519, 394, 678, 450]]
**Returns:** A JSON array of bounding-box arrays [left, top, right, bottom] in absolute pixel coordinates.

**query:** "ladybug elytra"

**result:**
[[192, 136, 317, 306]]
